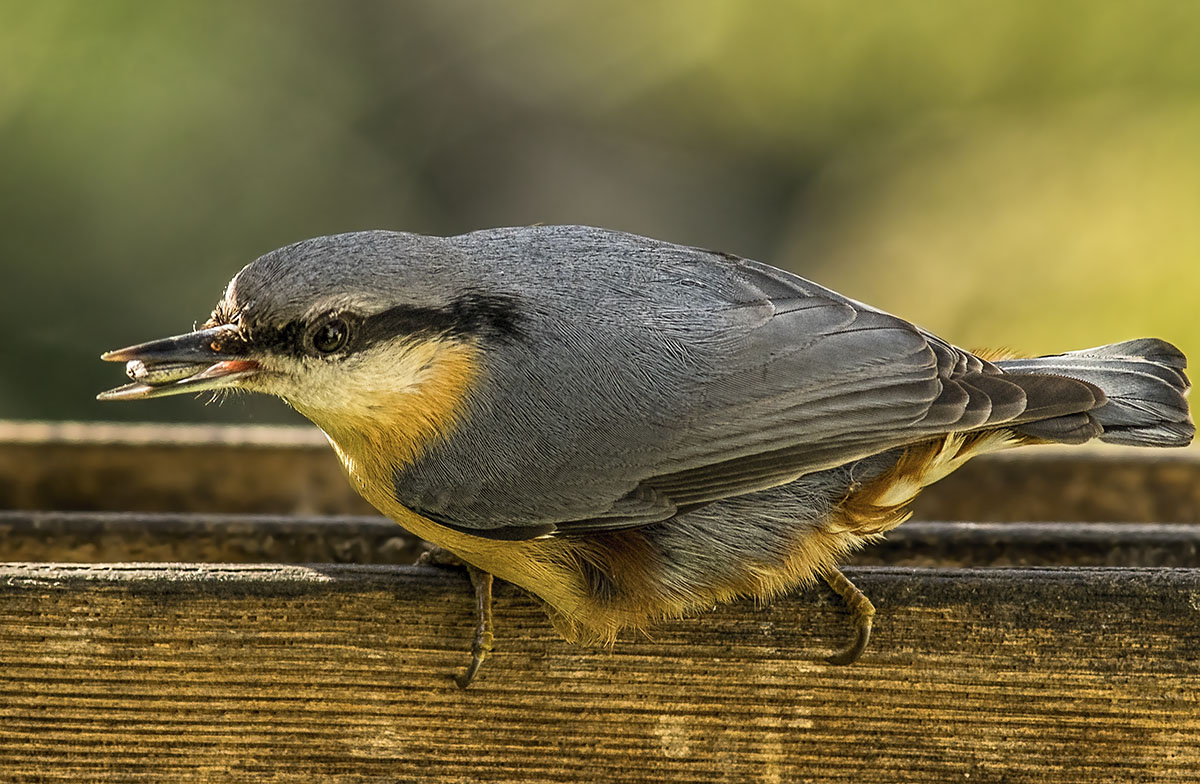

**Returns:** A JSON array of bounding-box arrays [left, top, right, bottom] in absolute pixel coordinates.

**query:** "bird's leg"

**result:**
[[455, 565, 495, 688], [416, 546, 496, 688], [819, 567, 875, 665]]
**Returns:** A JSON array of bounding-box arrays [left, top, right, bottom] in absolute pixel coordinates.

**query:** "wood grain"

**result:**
[[1, 564, 1198, 783]]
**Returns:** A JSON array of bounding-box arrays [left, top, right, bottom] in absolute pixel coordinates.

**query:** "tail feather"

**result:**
[[1009, 411, 1102, 445], [994, 338, 1193, 447]]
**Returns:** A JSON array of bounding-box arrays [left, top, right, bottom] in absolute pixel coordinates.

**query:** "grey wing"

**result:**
[[554, 260, 1098, 533], [401, 242, 1100, 539]]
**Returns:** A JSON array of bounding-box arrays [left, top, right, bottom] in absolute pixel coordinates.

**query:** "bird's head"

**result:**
[[100, 231, 521, 464]]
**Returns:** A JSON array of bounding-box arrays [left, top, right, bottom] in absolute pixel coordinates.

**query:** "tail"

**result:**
[[994, 338, 1194, 447]]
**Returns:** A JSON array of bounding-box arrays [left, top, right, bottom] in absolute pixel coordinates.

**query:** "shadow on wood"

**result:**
[[4, 511, 1200, 568]]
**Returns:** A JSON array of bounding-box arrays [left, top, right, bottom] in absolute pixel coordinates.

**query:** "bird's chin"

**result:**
[[97, 359, 262, 401]]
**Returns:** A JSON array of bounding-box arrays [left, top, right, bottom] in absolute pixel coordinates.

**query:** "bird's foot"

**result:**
[[417, 544, 465, 567], [416, 547, 496, 688], [819, 567, 875, 665], [455, 564, 495, 688]]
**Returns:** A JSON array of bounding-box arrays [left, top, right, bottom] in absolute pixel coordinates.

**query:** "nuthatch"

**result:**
[[100, 225, 1194, 686]]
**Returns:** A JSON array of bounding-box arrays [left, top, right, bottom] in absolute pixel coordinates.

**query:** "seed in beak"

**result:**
[[126, 360, 214, 386]]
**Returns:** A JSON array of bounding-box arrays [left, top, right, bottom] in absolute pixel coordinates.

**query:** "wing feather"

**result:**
[[392, 229, 1104, 538]]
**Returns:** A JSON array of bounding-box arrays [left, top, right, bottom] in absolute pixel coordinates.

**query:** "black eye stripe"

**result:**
[[232, 293, 522, 357], [357, 293, 523, 349]]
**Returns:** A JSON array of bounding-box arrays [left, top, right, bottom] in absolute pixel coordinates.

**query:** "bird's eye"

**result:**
[[310, 317, 350, 354]]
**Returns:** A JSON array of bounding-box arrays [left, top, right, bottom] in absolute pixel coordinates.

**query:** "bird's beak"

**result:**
[[97, 325, 262, 401]]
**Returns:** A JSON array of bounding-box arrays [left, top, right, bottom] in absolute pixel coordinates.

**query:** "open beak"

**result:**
[[98, 325, 261, 401]]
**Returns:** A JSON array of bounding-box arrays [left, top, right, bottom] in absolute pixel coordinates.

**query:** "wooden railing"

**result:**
[[1, 421, 1197, 782]]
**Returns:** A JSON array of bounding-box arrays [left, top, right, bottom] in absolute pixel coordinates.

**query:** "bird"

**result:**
[[99, 225, 1194, 686]]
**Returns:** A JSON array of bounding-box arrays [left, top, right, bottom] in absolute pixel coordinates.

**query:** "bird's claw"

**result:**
[[417, 545, 465, 568], [454, 564, 495, 688], [415, 547, 497, 687], [819, 567, 876, 666]]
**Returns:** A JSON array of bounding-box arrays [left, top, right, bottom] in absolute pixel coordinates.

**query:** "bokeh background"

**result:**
[[3, 0, 1197, 425]]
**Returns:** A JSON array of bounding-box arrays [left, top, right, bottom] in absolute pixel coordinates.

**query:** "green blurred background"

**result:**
[[3, 0, 1197, 426]]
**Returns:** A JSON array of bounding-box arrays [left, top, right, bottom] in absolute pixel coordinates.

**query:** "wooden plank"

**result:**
[[0, 422, 375, 517], [1, 421, 1198, 522], [854, 520, 1200, 567], [3, 511, 1200, 568], [0, 511, 420, 565], [913, 445, 1200, 524], [0, 564, 1197, 782]]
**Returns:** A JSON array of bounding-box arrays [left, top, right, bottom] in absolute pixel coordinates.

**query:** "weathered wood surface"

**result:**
[[2, 421, 1198, 522], [0, 564, 1197, 783], [4, 511, 1200, 568]]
